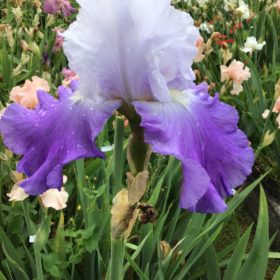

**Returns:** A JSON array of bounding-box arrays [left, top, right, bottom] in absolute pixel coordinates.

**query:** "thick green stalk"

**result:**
[[22, 201, 43, 279], [34, 248, 44, 280], [110, 116, 125, 280], [22, 200, 36, 235], [118, 102, 151, 176], [110, 238, 124, 280], [109, 105, 150, 280], [127, 130, 151, 176], [113, 117, 124, 196]]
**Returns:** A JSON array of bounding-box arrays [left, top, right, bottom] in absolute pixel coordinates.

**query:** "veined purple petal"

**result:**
[[0, 87, 120, 195], [180, 159, 211, 210], [133, 84, 254, 213], [63, 0, 199, 103], [189, 183, 227, 213]]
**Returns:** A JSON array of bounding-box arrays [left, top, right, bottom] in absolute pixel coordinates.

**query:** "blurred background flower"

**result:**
[[43, 0, 76, 17], [221, 60, 251, 95], [241, 36, 266, 54], [9, 76, 50, 109]]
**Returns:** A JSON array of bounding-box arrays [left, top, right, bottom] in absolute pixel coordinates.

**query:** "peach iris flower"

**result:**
[[7, 184, 29, 201], [40, 188, 69, 210], [194, 36, 205, 63], [221, 60, 251, 95], [8, 185, 69, 210], [273, 97, 280, 113], [7, 171, 69, 210], [10, 76, 50, 109]]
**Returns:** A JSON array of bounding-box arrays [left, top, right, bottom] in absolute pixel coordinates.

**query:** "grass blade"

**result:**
[[223, 224, 253, 280], [237, 187, 269, 280]]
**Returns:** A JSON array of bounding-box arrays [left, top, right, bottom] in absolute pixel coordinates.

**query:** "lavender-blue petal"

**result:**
[[133, 84, 254, 213], [69, 80, 79, 92], [0, 88, 120, 195]]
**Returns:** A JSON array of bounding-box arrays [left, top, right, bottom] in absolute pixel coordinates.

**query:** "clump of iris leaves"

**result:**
[[0, 0, 280, 279]]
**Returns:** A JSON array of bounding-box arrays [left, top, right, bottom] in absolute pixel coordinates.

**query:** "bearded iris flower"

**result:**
[[0, 0, 254, 213]]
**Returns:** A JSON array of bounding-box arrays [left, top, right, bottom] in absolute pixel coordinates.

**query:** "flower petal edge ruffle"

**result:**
[[0, 87, 120, 195], [133, 83, 254, 213]]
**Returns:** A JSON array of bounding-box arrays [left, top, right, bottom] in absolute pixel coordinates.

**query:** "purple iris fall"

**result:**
[[0, 0, 254, 213]]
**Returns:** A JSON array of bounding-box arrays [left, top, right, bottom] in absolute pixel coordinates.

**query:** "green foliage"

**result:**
[[0, 147, 277, 279]]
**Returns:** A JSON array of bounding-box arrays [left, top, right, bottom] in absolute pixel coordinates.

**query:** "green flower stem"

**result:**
[[76, 159, 89, 227], [34, 248, 44, 280], [118, 102, 151, 176], [113, 117, 124, 196], [127, 131, 151, 176], [110, 116, 125, 280], [22, 201, 43, 280], [22, 200, 36, 235], [110, 237, 125, 280], [109, 105, 151, 280]]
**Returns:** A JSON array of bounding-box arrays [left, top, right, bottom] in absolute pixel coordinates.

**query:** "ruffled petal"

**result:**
[[63, 0, 199, 103], [0, 87, 120, 195], [40, 188, 69, 210], [180, 159, 210, 209], [189, 183, 227, 213], [133, 83, 254, 213], [7, 184, 29, 202]]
